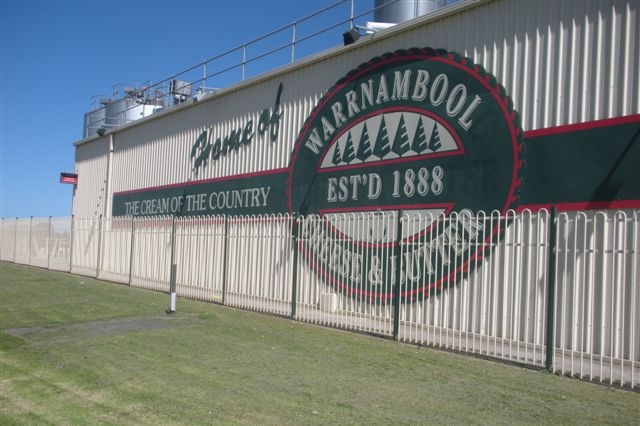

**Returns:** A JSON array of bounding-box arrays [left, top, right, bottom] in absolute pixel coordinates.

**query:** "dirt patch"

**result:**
[[5, 316, 186, 346]]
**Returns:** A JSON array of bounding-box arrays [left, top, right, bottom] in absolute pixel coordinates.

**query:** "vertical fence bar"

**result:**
[[169, 263, 177, 313], [128, 215, 135, 285], [616, 212, 627, 386], [95, 215, 103, 278], [545, 207, 558, 371], [69, 215, 75, 272], [393, 211, 402, 340], [168, 215, 177, 313], [291, 213, 299, 319], [46, 216, 52, 270], [596, 213, 605, 382], [27, 216, 33, 265], [221, 215, 229, 305], [13, 217, 18, 262], [632, 212, 638, 388]]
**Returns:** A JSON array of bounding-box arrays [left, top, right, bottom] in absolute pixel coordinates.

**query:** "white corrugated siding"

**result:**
[[73, 139, 109, 216], [74, 0, 638, 212]]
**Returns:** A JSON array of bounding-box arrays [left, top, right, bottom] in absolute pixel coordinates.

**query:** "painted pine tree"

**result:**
[[428, 122, 442, 152], [372, 116, 392, 159], [331, 139, 343, 165], [342, 132, 356, 164], [392, 114, 411, 156], [356, 123, 372, 161], [413, 117, 429, 154]]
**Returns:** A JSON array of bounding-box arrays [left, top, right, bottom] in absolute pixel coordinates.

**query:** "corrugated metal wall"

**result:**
[[332, 0, 639, 130], [74, 138, 109, 216], [72, 0, 638, 216]]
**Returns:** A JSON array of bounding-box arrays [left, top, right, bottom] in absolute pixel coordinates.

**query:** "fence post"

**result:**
[[47, 216, 52, 270], [290, 213, 299, 319], [168, 215, 178, 314], [13, 217, 18, 263], [545, 207, 558, 371], [28, 216, 33, 265], [221, 215, 229, 305], [128, 215, 135, 285], [95, 215, 103, 278], [393, 211, 403, 340], [69, 215, 75, 272]]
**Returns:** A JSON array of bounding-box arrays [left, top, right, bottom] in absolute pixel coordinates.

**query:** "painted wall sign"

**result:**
[[288, 48, 522, 216], [190, 83, 283, 175], [288, 47, 522, 301], [112, 169, 287, 216], [111, 47, 640, 301]]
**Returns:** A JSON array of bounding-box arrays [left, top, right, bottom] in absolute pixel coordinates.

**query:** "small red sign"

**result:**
[[60, 172, 78, 184]]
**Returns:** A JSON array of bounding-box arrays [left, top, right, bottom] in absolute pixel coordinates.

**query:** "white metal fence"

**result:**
[[552, 211, 639, 387], [395, 210, 551, 367], [1, 209, 637, 389]]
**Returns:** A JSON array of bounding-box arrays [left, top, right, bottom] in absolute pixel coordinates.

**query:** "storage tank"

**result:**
[[83, 108, 106, 138], [101, 90, 162, 131], [374, 0, 445, 23], [82, 97, 110, 138], [104, 97, 137, 128]]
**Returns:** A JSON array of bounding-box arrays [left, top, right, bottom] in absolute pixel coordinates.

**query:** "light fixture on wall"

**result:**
[[342, 28, 361, 45], [343, 22, 396, 46]]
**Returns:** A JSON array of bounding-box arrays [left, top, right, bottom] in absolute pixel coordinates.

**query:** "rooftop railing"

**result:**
[[83, 0, 399, 138]]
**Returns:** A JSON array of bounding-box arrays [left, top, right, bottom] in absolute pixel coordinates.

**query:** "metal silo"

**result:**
[[374, 0, 445, 23], [83, 108, 105, 138], [102, 87, 162, 132], [83, 97, 110, 138]]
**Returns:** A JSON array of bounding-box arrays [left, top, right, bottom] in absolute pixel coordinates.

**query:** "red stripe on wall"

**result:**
[[114, 168, 288, 196], [524, 114, 640, 139]]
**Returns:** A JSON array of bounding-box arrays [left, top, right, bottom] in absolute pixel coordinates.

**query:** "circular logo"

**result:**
[[287, 48, 523, 302]]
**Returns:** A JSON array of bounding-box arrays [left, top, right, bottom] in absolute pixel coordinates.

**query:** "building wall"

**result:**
[[72, 0, 639, 217], [73, 138, 109, 217], [389, 0, 639, 130]]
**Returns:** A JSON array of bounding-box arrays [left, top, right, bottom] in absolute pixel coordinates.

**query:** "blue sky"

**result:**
[[1, 0, 375, 218]]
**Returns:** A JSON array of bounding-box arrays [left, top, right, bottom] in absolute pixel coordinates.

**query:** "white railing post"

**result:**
[[545, 208, 558, 372], [13, 217, 17, 262], [222, 215, 229, 305], [128, 215, 135, 285], [69, 215, 75, 273], [96, 215, 103, 278], [350, 0, 354, 27], [167, 215, 178, 314], [290, 213, 299, 318], [631, 212, 638, 389], [202, 62, 207, 90], [47, 216, 52, 270], [291, 22, 296, 63], [28, 216, 33, 265], [392, 211, 403, 340], [242, 44, 247, 81]]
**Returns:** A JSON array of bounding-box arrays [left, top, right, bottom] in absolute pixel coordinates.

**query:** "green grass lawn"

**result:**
[[1, 262, 638, 425]]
